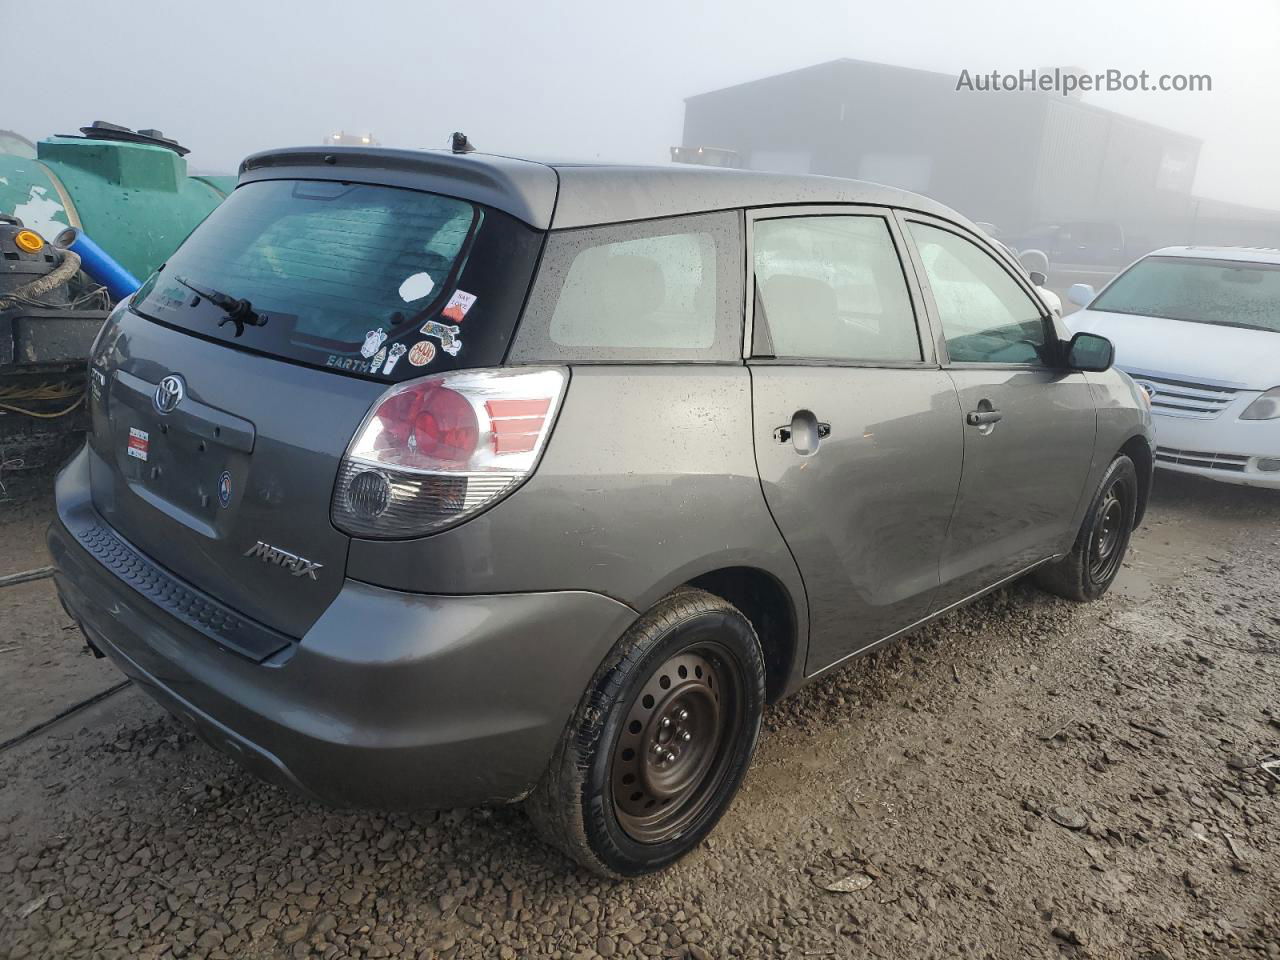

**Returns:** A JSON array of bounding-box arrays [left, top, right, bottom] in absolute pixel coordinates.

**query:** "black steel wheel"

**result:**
[[610, 646, 744, 844], [1087, 476, 1130, 586], [1035, 453, 1140, 601], [526, 588, 766, 877]]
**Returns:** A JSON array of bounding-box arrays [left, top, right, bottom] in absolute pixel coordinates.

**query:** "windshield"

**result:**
[[132, 178, 544, 378], [1091, 255, 1280, 333]]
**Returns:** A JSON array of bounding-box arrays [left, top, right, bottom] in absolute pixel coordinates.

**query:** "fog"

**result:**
[[5, 0, 1278, 211]]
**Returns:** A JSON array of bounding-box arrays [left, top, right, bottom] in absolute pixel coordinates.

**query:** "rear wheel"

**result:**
[[526, 589, 765, 877], [1035, 454, 1138, 601]]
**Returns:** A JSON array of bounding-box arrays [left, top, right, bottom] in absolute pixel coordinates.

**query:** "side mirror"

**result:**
[[1065, 332, 1114, 372], [1067, 283, 1096, 307], [1028, 270, 1048, 287]]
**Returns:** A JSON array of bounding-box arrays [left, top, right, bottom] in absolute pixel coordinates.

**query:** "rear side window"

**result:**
[[510, 212, 743, 363], [907, 222, 1050, 365], [132, 179, 544, 379], [752, 215, 921, 362]]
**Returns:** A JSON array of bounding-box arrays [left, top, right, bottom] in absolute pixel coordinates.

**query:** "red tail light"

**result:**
[[370, 383, 480, 466], [332, 368, 568, 538]]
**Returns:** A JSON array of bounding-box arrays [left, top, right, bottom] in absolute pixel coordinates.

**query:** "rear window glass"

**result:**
[[509, 211, 743, 363], [1091, 256, 1280, 334], [132, 179, 543, 378]]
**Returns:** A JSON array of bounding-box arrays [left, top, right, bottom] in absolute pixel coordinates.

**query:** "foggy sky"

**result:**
[[5, 0, 1278, 211]]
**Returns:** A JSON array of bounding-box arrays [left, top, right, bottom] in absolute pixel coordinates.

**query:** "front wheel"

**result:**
[[525, 588, 766, 877], [1035, 454, 1138, 601]]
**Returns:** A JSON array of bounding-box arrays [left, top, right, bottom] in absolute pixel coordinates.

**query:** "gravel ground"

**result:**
[[0, 496, 121, 745], [1, 471, 1277, 959]]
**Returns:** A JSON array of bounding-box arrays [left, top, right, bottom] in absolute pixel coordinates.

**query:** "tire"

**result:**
[[1034, 454, 1138, 602], [525, 588, 766, 877]]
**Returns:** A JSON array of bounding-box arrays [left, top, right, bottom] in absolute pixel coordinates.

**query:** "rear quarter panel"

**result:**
[[346, 366, 808, 678]]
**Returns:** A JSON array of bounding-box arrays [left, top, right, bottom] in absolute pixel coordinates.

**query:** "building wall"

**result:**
[[1034, 97, 1200, 229], [682, 60, 1047, 230], [681, 60, 1204, 237]]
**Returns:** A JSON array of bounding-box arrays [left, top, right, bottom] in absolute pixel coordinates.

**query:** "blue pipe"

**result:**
[[54, 227, 141, 302]]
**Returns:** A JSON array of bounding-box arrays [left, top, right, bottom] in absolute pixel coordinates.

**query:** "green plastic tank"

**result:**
[[0, 123, 232, 282]]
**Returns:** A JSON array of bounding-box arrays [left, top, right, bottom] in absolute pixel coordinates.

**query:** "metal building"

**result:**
[[678, 59, 1203, 241]]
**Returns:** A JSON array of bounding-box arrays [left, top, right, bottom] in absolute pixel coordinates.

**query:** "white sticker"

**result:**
[[382, 342, 407, 374], [398, 272, 435, 303], [361, 328, 388, 359], [442, 289, 477, 323], [368, 346, 386, 373], [127, 427, 149, 462]]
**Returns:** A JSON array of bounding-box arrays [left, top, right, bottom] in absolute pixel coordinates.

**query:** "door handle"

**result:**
[[965, 410, 1003, 426], [774, 413, 830, 454], [774, 422, 831, 443]]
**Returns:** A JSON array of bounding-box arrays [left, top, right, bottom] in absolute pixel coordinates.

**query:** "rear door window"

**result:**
[[132, 179, 543, 379], [752, 215, 922, 362], [509, 211, 743, 363]]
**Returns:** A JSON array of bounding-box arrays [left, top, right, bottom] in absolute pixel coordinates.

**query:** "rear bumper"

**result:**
[[50, 446, 637, 809], [1152, 412, 1280, 489]]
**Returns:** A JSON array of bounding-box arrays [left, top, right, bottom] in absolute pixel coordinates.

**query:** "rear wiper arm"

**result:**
[[175, 277, 267, 335]]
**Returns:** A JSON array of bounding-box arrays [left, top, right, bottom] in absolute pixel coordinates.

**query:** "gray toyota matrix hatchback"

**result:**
[[50, 146, 1152, 876]]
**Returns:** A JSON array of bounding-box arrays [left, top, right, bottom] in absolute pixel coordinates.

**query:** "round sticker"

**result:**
[[408, 340, 436, 367], [217, 470, 232, 508]]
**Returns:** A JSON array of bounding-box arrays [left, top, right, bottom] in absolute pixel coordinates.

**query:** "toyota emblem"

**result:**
[[154, 374, 186, 414]]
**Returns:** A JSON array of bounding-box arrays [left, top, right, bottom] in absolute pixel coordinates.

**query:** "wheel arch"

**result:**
[[682, 565, 803, 703], [1119, 433, 1153, 526]]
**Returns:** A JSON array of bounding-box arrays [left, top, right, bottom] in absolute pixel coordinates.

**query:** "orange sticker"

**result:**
[[408, 340, 436, 367]]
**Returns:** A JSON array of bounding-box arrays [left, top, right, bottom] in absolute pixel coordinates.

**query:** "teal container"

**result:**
[[0, 134, 231, 283]]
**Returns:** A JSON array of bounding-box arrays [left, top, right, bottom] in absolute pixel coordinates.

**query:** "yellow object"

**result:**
[[14, 229, 44, 253]]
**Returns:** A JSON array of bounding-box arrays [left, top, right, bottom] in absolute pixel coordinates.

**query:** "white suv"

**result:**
[[1068, 246, 1280, 488]]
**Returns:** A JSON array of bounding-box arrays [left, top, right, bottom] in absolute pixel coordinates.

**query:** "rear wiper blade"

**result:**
[[175, 276, 267, 335]]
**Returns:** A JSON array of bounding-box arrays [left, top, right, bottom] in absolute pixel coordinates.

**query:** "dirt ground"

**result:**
[[1, 471, 1277, 960]]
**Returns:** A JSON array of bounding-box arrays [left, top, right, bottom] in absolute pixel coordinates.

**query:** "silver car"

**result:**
[[49, 147, 1152, 876]]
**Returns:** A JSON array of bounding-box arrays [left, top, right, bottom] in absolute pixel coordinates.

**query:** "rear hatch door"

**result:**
[[86, 171, 546, 640], [90, 316, 379, 638]]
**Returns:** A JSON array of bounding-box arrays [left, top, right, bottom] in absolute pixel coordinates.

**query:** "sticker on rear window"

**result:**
[[382, 343, 407, 374], [361, 328, 388, 359], [326, 355, 367, 372], [369, 346, 387, 374], [398, 271, 435, 303], [127, 427, 149, 461], [421, 320, 462, 357], [442, 289, 477, 323], [408, 341, 436, 367]]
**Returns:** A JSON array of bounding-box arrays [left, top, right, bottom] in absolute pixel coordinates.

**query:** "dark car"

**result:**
[[49, 147, 1152, 876]]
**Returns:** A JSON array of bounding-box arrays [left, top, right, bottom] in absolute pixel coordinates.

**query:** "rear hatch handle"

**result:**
[[114, 370, 255, 453]]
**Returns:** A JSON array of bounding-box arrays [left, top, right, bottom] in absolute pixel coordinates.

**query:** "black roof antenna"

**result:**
[[450, 132, 476, 154]]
